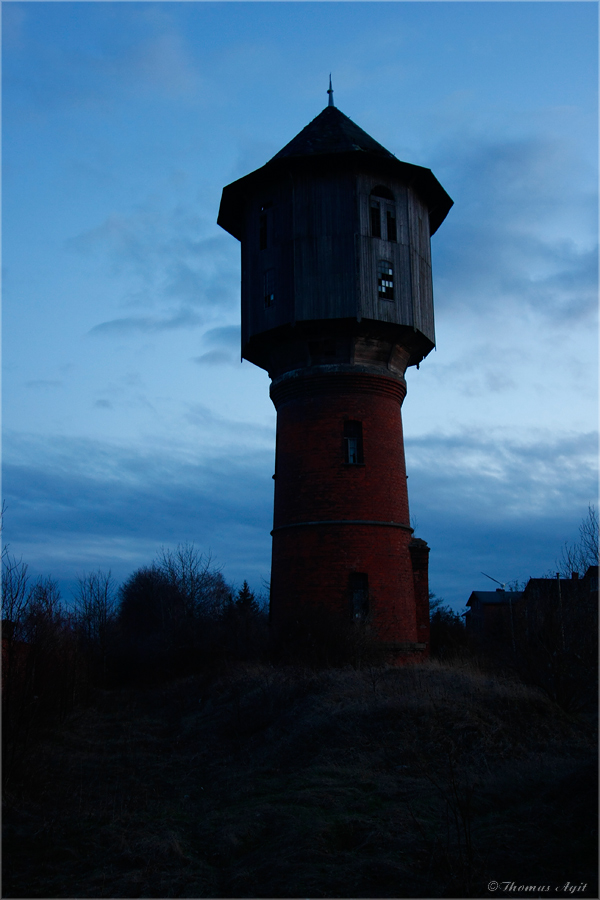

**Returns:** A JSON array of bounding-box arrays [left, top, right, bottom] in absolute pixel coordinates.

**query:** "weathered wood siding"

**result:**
[[241, 167, 435, 347], [289, 171, 358, 322], [407, 189, 435, 343], [241, 181, 294, 348], [355, 173, 434, 343]]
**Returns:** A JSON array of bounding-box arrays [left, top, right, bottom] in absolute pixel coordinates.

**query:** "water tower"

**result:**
[[218, 84, 452, 659]]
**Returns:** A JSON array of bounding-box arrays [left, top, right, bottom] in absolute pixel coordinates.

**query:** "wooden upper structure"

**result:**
[[218, 103, 453, 377]]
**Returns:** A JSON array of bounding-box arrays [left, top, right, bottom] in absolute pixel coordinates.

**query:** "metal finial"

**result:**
[[327, 74, 334, 107]]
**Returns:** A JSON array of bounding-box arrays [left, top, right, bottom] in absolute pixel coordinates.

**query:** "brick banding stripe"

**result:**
[[271, 519, 413, 534], [270, 370, 406, 407]]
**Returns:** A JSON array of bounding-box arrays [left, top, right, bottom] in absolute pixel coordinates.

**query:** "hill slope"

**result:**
[[3, 662, 597, 898]]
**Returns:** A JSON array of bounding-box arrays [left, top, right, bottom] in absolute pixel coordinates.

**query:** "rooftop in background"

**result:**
[[467, 590, 524, 607]]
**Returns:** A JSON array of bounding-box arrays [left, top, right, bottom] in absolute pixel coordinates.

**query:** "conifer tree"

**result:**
[[235, 580, 259, 615]]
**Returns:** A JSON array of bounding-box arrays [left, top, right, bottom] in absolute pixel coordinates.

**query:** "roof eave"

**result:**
[[218, 150, 453, 240]]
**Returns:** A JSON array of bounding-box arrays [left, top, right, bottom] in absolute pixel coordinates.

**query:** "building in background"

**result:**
[[465, 566, 598, 651], [464, 589, 524, 647]]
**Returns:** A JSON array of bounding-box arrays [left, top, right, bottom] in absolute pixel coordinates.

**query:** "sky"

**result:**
[[2, 1, 598, 611]]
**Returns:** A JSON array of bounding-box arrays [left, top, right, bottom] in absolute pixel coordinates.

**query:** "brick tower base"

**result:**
[[269, 366, 429, 662]]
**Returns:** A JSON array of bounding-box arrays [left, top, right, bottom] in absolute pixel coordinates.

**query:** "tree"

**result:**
[[117, 545, 233, 681], [118, 565, 177, 637], [2, 552, 30, 641], [556, 505, 599, 578], [73, 571, 118, 687], [429, 593, 469, 659], [2, 564, 84, 781], [234, 581, 260, 616], [219, 581, 268, 661], [156, 544, 230, 622]]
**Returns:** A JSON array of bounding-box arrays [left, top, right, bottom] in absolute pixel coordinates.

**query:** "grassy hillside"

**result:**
[[3, 661, 597, 898]]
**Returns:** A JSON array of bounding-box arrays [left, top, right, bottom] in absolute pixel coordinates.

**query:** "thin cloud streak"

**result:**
[[88, 309, 204, 337], [193, 325, 241, 366], [193, 350, 237, 367]]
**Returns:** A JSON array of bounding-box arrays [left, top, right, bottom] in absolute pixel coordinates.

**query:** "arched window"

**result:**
[[371, 185, 394, 201], [370, 187, 397, 242]]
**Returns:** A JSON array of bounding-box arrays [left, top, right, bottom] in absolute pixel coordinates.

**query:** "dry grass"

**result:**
[[3, 660, 597, 898]]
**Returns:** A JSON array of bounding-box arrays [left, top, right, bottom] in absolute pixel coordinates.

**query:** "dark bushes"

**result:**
[[2, 557, 87, 785], [116, 548, 267, 683]]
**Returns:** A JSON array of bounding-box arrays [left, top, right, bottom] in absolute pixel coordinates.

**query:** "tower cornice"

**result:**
[[270, 367, 407, 409]]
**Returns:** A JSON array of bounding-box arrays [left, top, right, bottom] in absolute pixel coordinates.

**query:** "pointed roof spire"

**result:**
[[327, 74, 334, 108]]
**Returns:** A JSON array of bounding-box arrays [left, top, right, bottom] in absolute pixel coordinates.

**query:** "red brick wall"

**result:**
[[269, 369, 422, 648]]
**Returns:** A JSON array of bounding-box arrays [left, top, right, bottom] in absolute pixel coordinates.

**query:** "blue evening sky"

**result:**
[[2, 1, 598, 609]]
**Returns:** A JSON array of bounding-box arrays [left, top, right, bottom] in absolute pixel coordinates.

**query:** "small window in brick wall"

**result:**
[[349, 572, 369, 619], [377, 260, 394, 300], [344, 420, 364, 465], [263, 268, 275, 308]]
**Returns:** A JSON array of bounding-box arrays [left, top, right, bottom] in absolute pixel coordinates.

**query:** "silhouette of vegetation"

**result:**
[[220, 580, 268, 661], [74, 570, 119, 689], [428, 592, 471, 660], [2, 554, 85, 786], [555, 504, 599, 578], [514, 568, 598, 713], [2, 514, 598, 896], [116, 545, 233, 683]]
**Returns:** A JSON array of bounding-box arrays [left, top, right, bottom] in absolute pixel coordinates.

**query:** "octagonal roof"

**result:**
[[270, 105, 396, 161], [218, 105, 453, 239]]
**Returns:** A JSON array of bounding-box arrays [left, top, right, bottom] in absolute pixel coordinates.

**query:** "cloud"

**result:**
[[122, 30, 204, 101], [203, 325, 240, 349], [406, 428, 598, 520], [192, 324, 241, 366], [88, 308, 204, 337], [404, 427, 598, 603], [431, 133, 598, 325], [2, 430, 274, 595], [183, 403, 274, 446], [4, 7, 207, 113], [194, 350, 237, 367], [69, 205, 239, 325], [422, 341, 521, 398]]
